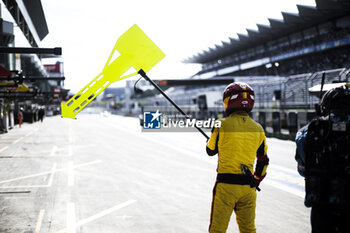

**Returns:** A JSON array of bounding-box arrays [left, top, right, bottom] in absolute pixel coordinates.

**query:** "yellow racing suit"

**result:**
[[206, 111, 269, 233]]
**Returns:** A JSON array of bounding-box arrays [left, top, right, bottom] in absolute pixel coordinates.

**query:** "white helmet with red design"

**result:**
[[223, 82, 255, 114]]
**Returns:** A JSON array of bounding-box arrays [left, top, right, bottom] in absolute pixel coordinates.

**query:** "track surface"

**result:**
[[0, 114, 310, 232]]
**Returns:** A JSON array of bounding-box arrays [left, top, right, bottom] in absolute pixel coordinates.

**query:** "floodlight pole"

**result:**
[[138, 69, 209, 140]]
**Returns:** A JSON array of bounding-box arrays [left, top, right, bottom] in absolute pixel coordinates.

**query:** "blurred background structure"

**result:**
[[121, 0, 350, 140], [0, 0, 350, 140], [0, 0, 67, 133]]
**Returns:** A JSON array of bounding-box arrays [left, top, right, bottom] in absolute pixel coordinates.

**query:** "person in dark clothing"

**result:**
[[295, 84, 350, 233], [38, 107, 45, 122]]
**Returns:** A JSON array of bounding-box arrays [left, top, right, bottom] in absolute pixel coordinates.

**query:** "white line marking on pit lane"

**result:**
[[34, 209, 45, 233], [54, 200, 136, 233], [68, 145, 72, 157], [50, 146, 58, 156], [75, 200, 136, 227], [68, 127, 73, 143], [0, 185, 51, 189], [48, 163, 57, 187], [269, 164, 300, 175], [25, 128, 39, 137], [73, 160, 101, 169], [0, 160, 101, 185], [67, 203, 76, 233], [264, 179, 305, 198], [0, 146, 8, 153], [107, 122, 305, 198], [12, 136, 24, 144], [106, 123, 215, 165], [68, 161, 74, 187], [0, 144, 95, 158], [68, 127, 73, 156]]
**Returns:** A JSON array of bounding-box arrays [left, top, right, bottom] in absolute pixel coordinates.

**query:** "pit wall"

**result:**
[[251, 109, 317, 141]]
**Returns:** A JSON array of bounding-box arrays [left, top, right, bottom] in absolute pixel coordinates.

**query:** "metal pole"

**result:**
[[0, 77, 65, 81], [0, 47, 62, 55], [319, 72, 326, 100], [138, 69, 209, 140]]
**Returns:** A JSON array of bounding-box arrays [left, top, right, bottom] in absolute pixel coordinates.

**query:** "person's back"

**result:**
[[206, 82, 269, 233], [17, 109, 23, 128], [216, 111, 266, 175]]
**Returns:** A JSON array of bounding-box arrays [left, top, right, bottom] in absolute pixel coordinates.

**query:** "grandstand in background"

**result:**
[[162, 0, 349, 139], [184, 0, 350, 78], [127, 0, 350, 139]]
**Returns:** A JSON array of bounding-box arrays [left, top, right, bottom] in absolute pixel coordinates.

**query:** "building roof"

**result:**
[[22, 0, 49, 41], [2, 0, 49, 47], [184, 0, 350, 64]]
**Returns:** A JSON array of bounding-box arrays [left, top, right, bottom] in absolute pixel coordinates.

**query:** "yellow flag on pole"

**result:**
[[61, 24, 165, 119]]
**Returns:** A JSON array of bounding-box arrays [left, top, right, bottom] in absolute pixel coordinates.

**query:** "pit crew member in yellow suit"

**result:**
[[206, 82, 269, 233]]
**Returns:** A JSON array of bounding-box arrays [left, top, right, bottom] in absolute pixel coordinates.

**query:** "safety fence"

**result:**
[[134, 68, 350, 140], [252, 68, 349, 109]]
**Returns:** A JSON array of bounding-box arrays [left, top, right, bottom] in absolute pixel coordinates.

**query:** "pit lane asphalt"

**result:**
[[0, 113, 310, 233]]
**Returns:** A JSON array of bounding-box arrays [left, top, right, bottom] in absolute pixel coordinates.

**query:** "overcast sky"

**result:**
[[37, 0, 316, 93]]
